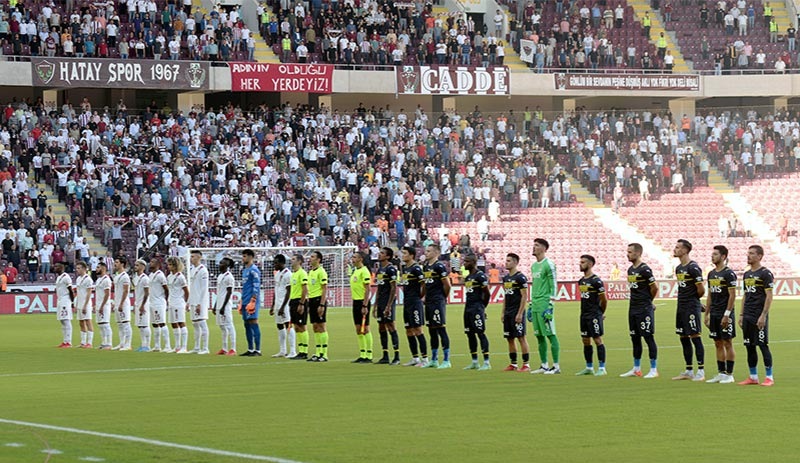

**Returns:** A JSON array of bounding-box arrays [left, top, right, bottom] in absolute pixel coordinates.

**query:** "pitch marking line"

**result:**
[[0, 419, 307, 463], [4, 442, 25, 447]]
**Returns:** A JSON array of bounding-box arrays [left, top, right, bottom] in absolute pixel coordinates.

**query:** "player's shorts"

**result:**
[[629, 306, 655, 336], [503, 312, 526, 339], [425, 298, 447, 327], [150, 305, 167, 325], [168, 303, 186, 324], [290, 299, 308, 326], [215, 306, 235, 326], [352, 300, 370, 326], [675, 302, 702, 336], [135, 305, 151, 327], [463, 307, 486, 334], [77, 303, 93, 321], [274, 303, 291, 325], [708, 312, 736, 340], [96, 304, 111, 324], [308, 296, 327, 324], [191, 305, 209, 322], [403, 299, 424, 328], [742, 316, 769, 347], [375, 299, 396, 324], [56, 303, 72, 321], [115, 304, 131, 323], [580, 314, 604, 338]]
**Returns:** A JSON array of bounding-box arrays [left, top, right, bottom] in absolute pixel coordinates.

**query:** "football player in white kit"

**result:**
[[74, 261, 95, 348], [148, 258, 171, 352], [94, 262, 113, 349], [213, 257, 237, 355], [112, 256, 133, 351], [133, 259, 151, 352], [188, 250, 211, 354], [166, 256, 190, 353], [55, 262, 74, 348], [270, 254, 295, 358]]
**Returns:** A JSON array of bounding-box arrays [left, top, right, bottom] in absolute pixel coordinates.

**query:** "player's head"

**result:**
[[747, 245, 764, 265], [166, 256, 183, 274], [135, 259, 147, 274], [380, 247, 393, 263], [75, 260, 87, 276], [310, 250, 323, 267], [242, 248, 255, 266], [533, 238, 549, 258], [580, 254, 596, 273], [114, 255, 128, 272], [464, 253, 477, 271], [505, 252, 519, 271], [274, 254, 286, 270], [425, 243, 440, 262], [401, 246, 416, 264], [97, 262, 107, 276], [190, 249, 202, 266], [291, 254, 304, 270], [351, 251, 364, 267], [54, 261, 65, 275], [711, 245, 728, 266], [674, 239, 692, 258], [219, 257, 234, 272], [627, 243, 643, 263], [149, 258, 161, 272]]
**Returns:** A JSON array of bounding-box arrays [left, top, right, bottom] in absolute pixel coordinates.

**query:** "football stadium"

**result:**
[[1, 0, 800, 461]]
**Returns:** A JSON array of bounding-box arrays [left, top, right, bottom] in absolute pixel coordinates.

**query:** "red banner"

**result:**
[[229, 63, 333, 93]]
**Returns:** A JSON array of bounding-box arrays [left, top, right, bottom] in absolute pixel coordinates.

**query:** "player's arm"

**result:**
[[648, 272, 658, 301], [387, 279, 397, 315], [515, 283, 528, 323], [693, 265, 705, 299], [181, 282, 189, 309], [99, 285, 110, 310], [220, 284, 233, 316], [81, 282, 92, 314], [249, 271, 260, 305], [320, 271, 328, 307], [738, 282, 746, 328], [68, 281, 76, 304], [481, 278, 490, 307], [441, 271, 451, 298], [120, 280, 130, 309], [361, 271, 371, 311], [722, 284, 736, 328], [419, 268, 427, 300], [280, 281, 291, 316], [758, 272, 774, 330], [548, 261, 557, 302], [598, 282, 608, 316]]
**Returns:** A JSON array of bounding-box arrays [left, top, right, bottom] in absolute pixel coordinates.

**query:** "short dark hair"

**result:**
[[293, 254, 304, 264], [114, 255, 128, 266], [353, 251, 365, 261], [749, 245, 765, 257], [75, 261, 87, 269], [507, 252, 520, 263], [190, 249, 202, 256], [581, 254, 596, 265], [242, 249, 255, 258], [427, 242, 441, 251], [98, 262, 107, 269], [628, 243, 643, 253], [677, 239, 693, 252], [221, 257, 234, 268], [274, 254, 286, 265], [312, 250, 323, 261], [713, 245, 729, 258], [382, 247, 394, 259], [534, 238, 549, 250], [402, 246, 416, 258]]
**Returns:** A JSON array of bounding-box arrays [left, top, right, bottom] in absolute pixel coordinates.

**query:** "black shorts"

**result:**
[[290, 299, 308, 326], [375, 299, 396, 324], [629, 308, 655, 336], [675, 303, 702, 336], [308, 296, 326, 324], [503, 312, 526, 339], [708, 312, 736, 340], [425, 298, 447, 327], [742, 316, 769, 346], [352, 300, 370, 326], [403, 299, 424, 328], [580, 314, 604, 338], [464, 308, 486, 334]]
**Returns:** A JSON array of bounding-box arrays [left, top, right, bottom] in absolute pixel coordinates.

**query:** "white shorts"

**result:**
[[56, 304, 73, 321], [135, 305, 151, 327], [274, 305, 291, 325], [115, 304, 131, 323], [77, 303, 93, 321], [169, 304, 186, 324], [191, 305, 209, 322], [96, 304, 111, 324], [215, 307, 235, 326], [150, 305, 167, 325]]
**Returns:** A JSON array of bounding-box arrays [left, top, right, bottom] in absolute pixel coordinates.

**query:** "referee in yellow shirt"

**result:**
[[289, 254, 309, 360], [307, 251, 329, 362], [349, 252, 373, 363]]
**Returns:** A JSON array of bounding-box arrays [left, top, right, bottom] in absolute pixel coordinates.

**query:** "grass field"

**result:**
[[1, 300, 798, 463]]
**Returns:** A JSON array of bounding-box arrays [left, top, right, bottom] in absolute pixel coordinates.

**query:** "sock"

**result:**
[[417, 334, 427, 358], [278, 328, 287, 354], [220, 325, 228, 351], [364, 332, 373, 359], [407, 335, 419, 357], [227, 323, 237, 351], [726, 360, 735, 375], [173, 327, 181, 350], [680, 337, 693, 370], [357, 333, 366, 358], [717, 360, 726, 373], [760, 345, 773, 378], [644, 335, 658, 368], [61, 320, 72, 344], [379, 330, 389, 358], [597, 344, 606, 368], [100, 324, 110, 346], [141, 326, 151, 348], [193, 321, 201, 350], [200, 321, 209, 351], [478, 333, 489, 361], [180, 327, 188, 351], [522, 353, 530, 364], [390, 331, 400, 359], [315, 331, 323, 356], [245, 323, 254, 351], [252, 324, 261, 352], [287, 327, 296, 355], [583, 345, 593, 367], [80, 331, 87, 345], [162, 326, 171, 349], [632, 335, 643, 368], [467, 332, 478, 361], [87, 330, 94, 346], [746, 344, 758, 378], [429, 328, 440, 361], [691, 336, 705, 370], [320, 331, 328, 357], [439, 328, 451, 361], [298, 331, 309, 354], [548, 334, 560, 363], [536, 335, 547, 364], [153, 326, 161, 349], [509, 351, 518, 365]]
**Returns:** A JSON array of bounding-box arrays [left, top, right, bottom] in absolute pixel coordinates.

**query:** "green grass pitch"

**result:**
[[1, 300, 798, 463]]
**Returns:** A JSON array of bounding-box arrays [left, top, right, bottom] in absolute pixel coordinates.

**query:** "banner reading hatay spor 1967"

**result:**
[[397, 65, 510, 95]]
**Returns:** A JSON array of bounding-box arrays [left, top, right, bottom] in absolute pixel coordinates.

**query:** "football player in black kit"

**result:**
[[462, 254, 491, 371], [501, 253, 531, 372], [671, 239, 707, 382], [374, 247, 401, 365], [400, 246, 428, 367], [620, 243, 659, 379], [704, 245, 737, 384], [575, 255, 608, 376], [738, 245, 775, 387], [422, 243, 452, 369]]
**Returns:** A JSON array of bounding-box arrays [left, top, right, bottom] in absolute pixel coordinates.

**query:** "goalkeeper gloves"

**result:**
[[542, 308, 554, 321], [246, 301, 256, 314], [526, 307, 533, 323]]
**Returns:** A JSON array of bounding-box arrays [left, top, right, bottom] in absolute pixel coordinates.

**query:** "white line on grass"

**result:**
[[4, 442, 25, 447], [0, 419, 307, 463]]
